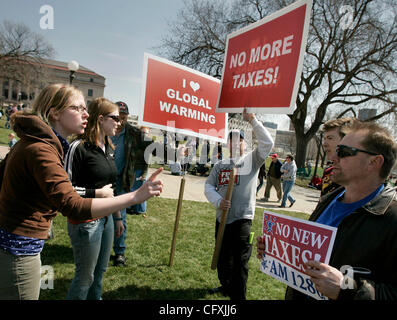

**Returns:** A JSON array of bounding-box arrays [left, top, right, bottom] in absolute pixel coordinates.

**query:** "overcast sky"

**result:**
[[1, 0, 186, 115], [1, 0, 291, 129]]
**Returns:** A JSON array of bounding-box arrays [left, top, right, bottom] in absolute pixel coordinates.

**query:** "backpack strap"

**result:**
[[64, 139, 82, 182]]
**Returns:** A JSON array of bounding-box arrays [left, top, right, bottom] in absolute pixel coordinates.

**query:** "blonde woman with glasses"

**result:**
[[0, 84, 163, 300]]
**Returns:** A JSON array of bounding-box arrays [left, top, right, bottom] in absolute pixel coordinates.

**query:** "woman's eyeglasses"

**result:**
[[69, 105, 88, 114], [336, 144, 379, 158], [106, 115, 121, 123]]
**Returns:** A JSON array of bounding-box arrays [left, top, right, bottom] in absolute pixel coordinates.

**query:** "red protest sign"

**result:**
[[260, 211, 337, 300], [216, 0, 312, 114], [139, 53, 227, 143]]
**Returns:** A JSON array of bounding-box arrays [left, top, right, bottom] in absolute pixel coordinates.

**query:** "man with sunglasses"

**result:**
[[257, 121, 397, 300], [110, 101, 154, 267]]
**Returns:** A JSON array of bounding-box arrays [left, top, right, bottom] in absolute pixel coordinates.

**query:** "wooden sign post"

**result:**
[[169, 176, 186, 267], [211, 168, 236, 270]]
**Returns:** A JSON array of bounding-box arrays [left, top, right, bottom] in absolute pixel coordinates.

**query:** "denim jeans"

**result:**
[[0, 249, 41, 300], [129, 169, 147, 213], [113, 169, 147, 256], [67, 216, 113, 300], [281, 179, 295, 207], [113, 207, 127, 255], [113, 176, 127, 256]]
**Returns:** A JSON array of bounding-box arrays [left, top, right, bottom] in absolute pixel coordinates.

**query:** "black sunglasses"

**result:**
[[106, 115, 121, 123], [336, 144, 379, 158]]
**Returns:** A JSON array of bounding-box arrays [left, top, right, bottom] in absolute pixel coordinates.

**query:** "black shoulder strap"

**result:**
[[64, 139, 82, 182]]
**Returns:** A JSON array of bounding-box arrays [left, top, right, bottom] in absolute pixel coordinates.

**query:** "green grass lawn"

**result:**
[[39, 197, 309, 300]]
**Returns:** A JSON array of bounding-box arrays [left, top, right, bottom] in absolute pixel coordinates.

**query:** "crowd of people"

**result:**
[[0, 83, 396, 301], [257, 152, 298, 208]]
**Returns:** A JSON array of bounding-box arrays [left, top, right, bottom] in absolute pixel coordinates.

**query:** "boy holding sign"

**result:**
[[205, 109, 274, 300]]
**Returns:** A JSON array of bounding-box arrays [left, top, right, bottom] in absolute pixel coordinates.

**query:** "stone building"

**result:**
[[0, 57, 105, 107]]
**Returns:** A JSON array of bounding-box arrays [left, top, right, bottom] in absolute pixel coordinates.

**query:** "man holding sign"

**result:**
[[257, 121, 397, 300], [205, 109, 274, 300]]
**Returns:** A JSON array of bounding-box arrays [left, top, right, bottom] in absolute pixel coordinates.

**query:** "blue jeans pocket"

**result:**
[[68, 220, 100, 246]]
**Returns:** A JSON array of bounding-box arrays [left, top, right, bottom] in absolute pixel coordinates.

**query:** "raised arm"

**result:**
[[243, 109, 274, 166], [90, 167, 163, 219]]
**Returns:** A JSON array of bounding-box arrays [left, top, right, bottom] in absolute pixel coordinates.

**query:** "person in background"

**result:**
[[130, 126, 152, 218], [110, 101, 154, 267], [279, 154, 297, 208], [5, 104, 15, 129], [195, 140, 210, 176], [205, 109, 274, 300], [0, 84, 163, 300], [183, 136, 196, 173], [65, 97, 124, 300], [256, 162, 266, 196], [211, 141, 223, 167], [306, 161, 312, 177], [262, 153, 283, 202], [180, 145, 190, 173], [162, 130, 168, 164], [308, 174, 322, 190], [320, 118, 358, 196], [170, 160, 183, 176], [8, 133, 17, 149]]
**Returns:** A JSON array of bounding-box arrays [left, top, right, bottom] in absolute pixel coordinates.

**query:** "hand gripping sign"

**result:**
[[139, 53, 228, 143], [211, 167, 237, 270], [216, 0, 312, 114], [260, 211, 337, 300]]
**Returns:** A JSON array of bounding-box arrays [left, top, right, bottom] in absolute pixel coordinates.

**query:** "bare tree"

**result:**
[[157, 0, 397, 167], [0, 20, 55, 93], [158, 1, 230, 78]]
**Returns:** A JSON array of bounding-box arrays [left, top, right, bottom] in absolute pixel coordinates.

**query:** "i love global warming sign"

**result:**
[[139, 53, 228, 143]]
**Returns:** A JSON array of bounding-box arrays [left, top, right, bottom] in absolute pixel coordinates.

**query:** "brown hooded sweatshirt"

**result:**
[[0, 113, 92, 239]]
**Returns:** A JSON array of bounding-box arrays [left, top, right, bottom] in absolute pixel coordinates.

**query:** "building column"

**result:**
[[17, 82, 22, 104], [8, 80, 13, 102]]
